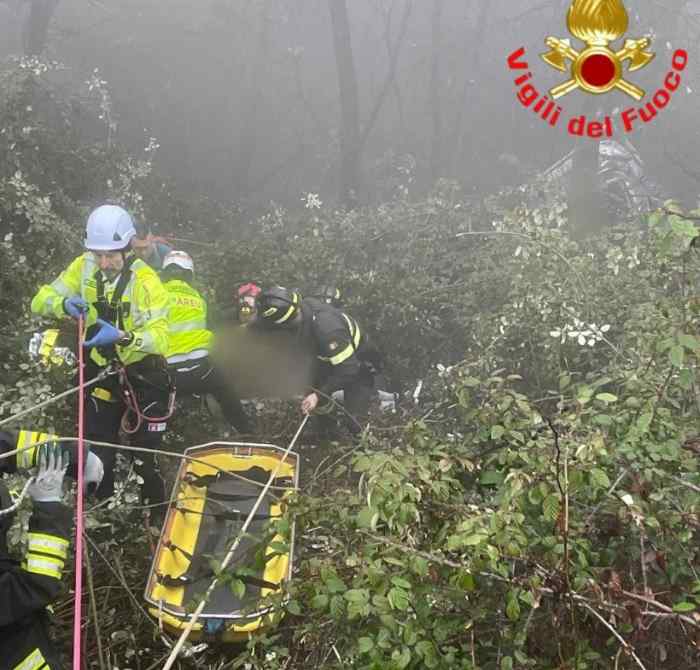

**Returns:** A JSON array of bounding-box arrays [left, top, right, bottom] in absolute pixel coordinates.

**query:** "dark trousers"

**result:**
[[169, 356, 251, 433], [85, 357, 171, 505], [318, 365, 375, 436]]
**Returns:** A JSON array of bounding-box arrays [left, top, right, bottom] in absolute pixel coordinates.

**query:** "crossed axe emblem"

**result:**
[[542, 37, 654, 100]]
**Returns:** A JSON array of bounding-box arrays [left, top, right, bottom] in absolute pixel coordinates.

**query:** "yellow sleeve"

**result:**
[[120, 270, 170, 357], [30, 255, 84, 319]]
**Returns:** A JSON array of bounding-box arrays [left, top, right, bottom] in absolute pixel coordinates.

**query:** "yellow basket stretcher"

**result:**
[[144, 442, 299, 642]]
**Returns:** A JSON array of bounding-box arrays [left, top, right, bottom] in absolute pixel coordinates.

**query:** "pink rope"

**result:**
[[73, 315, 86, 670]]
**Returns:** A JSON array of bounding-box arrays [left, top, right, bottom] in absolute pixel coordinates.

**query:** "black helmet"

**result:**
[[257, 286, 301, 326], [317, 285, 342, 307]]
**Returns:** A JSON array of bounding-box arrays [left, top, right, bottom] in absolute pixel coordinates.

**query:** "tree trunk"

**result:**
[[23, 0, 59, 55], [232, 3, 270, 198], [430, 0, 443, 184], [328, 0, 361, 207], [567, 100, 610, 238], [451, 0, 489, 177]]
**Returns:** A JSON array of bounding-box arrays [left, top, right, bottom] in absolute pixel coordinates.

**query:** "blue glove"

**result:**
[[63, 296, 88, 319], [83, 319, 121, 349]]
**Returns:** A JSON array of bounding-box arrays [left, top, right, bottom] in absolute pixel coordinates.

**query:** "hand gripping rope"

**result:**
[[73, 315, 86, 670]]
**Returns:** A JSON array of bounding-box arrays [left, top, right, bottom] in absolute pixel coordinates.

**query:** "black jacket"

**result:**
[[1, 435, 72, 670], [299, 298, 378, 396]]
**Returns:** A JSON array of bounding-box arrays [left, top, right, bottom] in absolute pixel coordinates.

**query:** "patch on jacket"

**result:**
[[328, 341, 338, 351]]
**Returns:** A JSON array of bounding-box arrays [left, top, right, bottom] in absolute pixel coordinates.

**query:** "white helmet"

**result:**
[[84, 205, 137, 251], [163, 250, 194, 272]]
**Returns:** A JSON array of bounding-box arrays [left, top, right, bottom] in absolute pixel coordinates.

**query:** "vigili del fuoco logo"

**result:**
[[507, 0, 689, 138]]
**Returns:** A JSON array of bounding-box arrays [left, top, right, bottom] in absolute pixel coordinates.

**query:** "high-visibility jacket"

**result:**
[[163, 279, 213, 364], [0, 500, 72, 670], [31, 253, 169, 368]]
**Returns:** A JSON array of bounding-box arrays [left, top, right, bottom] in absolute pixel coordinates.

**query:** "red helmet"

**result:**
[[237, 282, 262, 298]]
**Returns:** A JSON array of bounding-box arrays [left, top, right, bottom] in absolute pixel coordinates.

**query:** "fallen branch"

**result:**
[[579, 601, 648, 670]]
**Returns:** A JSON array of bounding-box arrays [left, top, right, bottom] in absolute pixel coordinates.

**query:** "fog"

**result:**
[[1, 0, 699, 212]]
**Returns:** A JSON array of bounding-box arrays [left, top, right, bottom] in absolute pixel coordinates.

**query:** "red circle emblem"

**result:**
[[580, 53, 616, 87]]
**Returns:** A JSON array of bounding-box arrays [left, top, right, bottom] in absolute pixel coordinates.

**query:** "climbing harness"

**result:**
[[116, 361, 176, 434]]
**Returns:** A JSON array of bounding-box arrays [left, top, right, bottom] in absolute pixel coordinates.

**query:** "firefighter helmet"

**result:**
[[163, 250, 194, 272], [257, 286, 301, 325], [84, 205, 136, 251]]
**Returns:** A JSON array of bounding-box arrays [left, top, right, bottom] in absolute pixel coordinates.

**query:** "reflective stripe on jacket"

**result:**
[[0, 501, 72, 670], [31, 253, 169, 367], [300, 298, 366, 396], [163, 279, 213, 361], [15, 431, 58, 471]]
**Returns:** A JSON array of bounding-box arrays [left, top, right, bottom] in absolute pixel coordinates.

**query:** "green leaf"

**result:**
[[388, 587, 410, 611], [286, 599, 301, 615], [590, 468, 611, 488], [542, 494, 560, 522], [501, 656, 514, 670], [669, 345, 685, 368], [344, 589, 369, 604], [230, 578, 245, 600], [491, 425, 505, 440], [680, 369, 694, 390], [480, 470, 503, 486], [311, 593, 329, 610], [673, 601, 696, 613], [648, 212, 663, 227], [268, 541, 289, 554], [394, 647, 412, 670], [358, 637, 374, 654], [679, 333, 699, 351], [416, 640, 438, 668], [462, 533, 488, 546], [330, 594, 345, 618], [506, 596, 521, 621], [456, 571, 475, 592], [577, 385, 594, 405], [636, 413, 653, 433], [357, 507, 375, 529], [391, 576, 412, 590], [325, 575, 346, 594], [595, 393, 618, 404]]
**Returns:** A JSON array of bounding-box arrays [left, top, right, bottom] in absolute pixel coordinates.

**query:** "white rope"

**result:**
[[0, 371, 111, 428], [0, 476, 35, 516], [161, 414, 309, 670], [0, 437, 293, 492]]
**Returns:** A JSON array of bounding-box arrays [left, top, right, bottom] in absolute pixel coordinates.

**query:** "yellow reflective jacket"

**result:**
[[163, 279, 213, 362], [30, 253, 169, 367]]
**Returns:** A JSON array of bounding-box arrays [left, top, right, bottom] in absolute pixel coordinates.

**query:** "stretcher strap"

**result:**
[[156, 570, 280, 591], [184, 471, 293, 489], [163, 539, 194, 562], [176, 505, 279, 523]]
